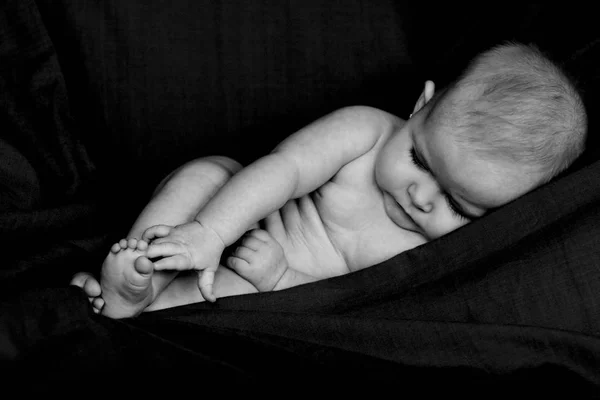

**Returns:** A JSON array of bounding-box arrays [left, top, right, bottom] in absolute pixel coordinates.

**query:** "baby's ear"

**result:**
[[411, 80, 435, 117]]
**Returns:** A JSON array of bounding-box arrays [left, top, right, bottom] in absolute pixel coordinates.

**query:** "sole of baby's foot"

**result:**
[[226, 229, 287, 292], [70, 272, 105, 314], [99, 238, 155, 319]]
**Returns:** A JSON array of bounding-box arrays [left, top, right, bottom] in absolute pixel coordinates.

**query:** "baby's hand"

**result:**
[[143, 221, 225, 302]]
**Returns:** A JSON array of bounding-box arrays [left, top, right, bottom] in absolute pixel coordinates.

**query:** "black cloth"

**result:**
[[1, 1, 599, 394]]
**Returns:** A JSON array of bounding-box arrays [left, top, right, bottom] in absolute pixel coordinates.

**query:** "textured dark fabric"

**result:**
[[34, 0, 417, 174], [0, 0, 96, 208], [0, 0, 108, 294], [1, 0, 599, 394]]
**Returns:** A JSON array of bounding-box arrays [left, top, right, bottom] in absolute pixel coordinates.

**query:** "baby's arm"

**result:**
[[195, 106, 395, 240], [146, 106, 397, 300]]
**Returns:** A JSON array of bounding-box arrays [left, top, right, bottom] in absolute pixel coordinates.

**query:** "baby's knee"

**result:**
[[155, 156, 242, 194], [202, 156, 243, 176]]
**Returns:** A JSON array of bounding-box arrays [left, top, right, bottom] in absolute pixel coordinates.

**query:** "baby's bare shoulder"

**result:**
[[332, 113, 402, 185], [341, 105, 405, 122], [331, 106, 405, 138]]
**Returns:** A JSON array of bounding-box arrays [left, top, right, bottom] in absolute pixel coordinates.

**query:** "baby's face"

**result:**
[[375, 105, 542, 240]]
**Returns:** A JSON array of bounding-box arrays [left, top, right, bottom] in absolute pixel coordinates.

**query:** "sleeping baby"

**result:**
[[72, 42, 587, 318]]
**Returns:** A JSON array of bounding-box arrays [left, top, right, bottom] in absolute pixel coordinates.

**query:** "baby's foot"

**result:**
[[97, 238, 156, 319], [226, 229, 287, 291], [70, 271, 106, 314]]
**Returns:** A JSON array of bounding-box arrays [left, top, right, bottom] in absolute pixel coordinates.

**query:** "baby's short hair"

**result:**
[[431, 42, 587, 181]]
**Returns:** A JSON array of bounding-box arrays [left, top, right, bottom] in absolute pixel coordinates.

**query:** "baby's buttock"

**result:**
[[262, 196, 349, 279]]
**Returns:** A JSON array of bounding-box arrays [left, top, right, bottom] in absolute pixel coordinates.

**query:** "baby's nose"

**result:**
[[408, 182, 436, 213]]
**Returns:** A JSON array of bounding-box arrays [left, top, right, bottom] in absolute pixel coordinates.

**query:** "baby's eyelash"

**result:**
[[444, 193, 469, 221], [409, 147, 426, 171]]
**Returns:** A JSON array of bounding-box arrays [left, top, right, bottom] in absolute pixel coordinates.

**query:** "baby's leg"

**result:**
[[72, 156, 242, 318], [226, 229, 288, 292], [145, 265, 258, 311]]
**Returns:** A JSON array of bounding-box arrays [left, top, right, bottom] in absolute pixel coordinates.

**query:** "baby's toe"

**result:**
[[70, 272, 88, 288], [119, 238, 128, 249], [83, 277, 102, 297], [92, 297, 105, 313], [110, 242, 122, 253], [134, 256, 154, 275], [136, 240, 149, 251], [127, 238, 138, 249]]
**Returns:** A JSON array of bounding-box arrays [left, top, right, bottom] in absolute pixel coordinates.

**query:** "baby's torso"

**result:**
[[263, 152, 427, 279]]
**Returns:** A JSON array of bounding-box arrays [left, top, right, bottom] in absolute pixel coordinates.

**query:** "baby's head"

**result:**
[[430, 42, 587, 184], [376, 42, 587, 240]]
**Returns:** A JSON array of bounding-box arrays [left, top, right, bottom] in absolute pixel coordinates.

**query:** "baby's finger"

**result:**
[[249, 229, 271, 242], [226, 256, 250, 275], [198, 268, 217, 302], [233, 246, 255, 263], [142, 225, 172, 242], [153, 254, 192, 271], [146, 241, 180, 259], [240, 236, 263, 251]]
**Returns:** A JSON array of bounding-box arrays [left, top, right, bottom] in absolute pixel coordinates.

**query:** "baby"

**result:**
[[72, 42, 587, 318]]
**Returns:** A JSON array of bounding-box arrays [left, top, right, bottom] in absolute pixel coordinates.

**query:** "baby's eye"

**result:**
[[444, 193, 470, 221]]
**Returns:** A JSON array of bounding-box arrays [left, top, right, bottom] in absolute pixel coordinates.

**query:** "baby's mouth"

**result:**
[[384, 192, 420, 233], [397, 201, 418, 228]]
